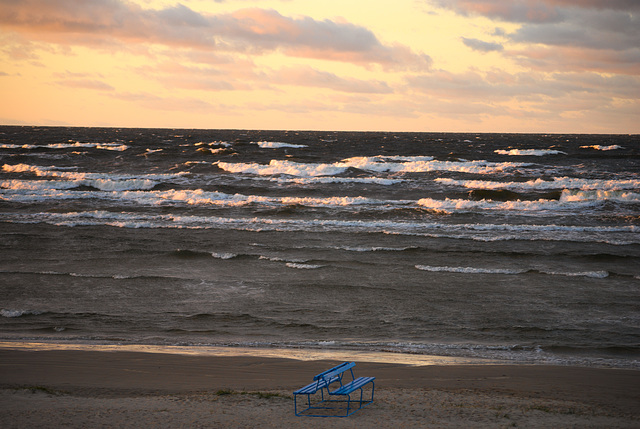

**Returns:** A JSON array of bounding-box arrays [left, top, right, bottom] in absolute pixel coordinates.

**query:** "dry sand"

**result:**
[[1, 349, 638, 428]]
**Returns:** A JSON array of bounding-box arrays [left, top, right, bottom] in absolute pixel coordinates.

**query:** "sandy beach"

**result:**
[[1, 348, 638, 428]]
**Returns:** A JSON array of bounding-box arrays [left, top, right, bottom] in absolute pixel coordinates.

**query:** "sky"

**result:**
[[1, 0, 639, 133]]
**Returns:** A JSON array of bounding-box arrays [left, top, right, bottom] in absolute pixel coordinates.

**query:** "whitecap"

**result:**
[[494, 149, 567, 156], [217, 157, 529, 177], [416, 196, 601, 213], [560, 189, 640, 203], [286, 263, 324, 269], [580, 145, 624, 151], [211, 252, 237, 260], [538, 270, 609, 279], [254, 141, 308, 149], [266, 176, 403, 185], [1, 309, 42, 318], [415, 265, 525, 274], [436, 177, 640, 191]]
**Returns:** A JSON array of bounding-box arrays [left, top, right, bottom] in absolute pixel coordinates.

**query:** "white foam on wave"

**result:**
[[416, 197, 601, 213], [1, 309, 42, 318], [142, 149, 163, 155], [0, 142, 128, 151], [580, 145, 624, 151], [415, 265, 610, 278], [5, 210, 636, 234], [2, 163, 188, 191], [1, 179, 79, 191], [495, 149, 567, 156], [3, 211, 637, 245], [1, 177, 157, 192], [436, 177, 640, 191], [217, 160, 346, 177], [254, 141, 308, 149], [285, 263, 324, 269], [259, 256, 307, 264], [211, 252, 237, 260], [338, 246, 413, 252], [195, 141, 232, 148], [266, 176, 404, 185], [341, 156, 528, 175], [0, 184, 402, 208], [560, 189, 640, 203], [539, 270, 609, 279], [415, 265, 525, 274], [156, 189, 391, 207], [217, 157, 530, 177]]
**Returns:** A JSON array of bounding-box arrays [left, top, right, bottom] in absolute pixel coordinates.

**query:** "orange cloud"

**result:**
[[273, 66, 393, 94], [0, 1, 430, 70], [508, 46, 640, 75]]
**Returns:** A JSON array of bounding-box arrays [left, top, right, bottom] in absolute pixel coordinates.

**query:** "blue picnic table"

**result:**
[[293, 361, 375, 417]]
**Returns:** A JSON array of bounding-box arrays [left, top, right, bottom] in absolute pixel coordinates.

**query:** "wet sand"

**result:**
[[1, 349, 638, 428]]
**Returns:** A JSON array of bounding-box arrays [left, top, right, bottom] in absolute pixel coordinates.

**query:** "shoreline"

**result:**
[[1, 339, 637, 370], [1, 347, 639, 428], [0, 340, 511, 366]]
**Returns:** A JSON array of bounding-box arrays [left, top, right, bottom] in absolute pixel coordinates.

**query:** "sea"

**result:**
[[1, 126, 638, 369]]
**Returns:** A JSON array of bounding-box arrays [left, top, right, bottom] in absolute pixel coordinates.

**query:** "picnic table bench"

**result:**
[[293, 361, 375, 417]]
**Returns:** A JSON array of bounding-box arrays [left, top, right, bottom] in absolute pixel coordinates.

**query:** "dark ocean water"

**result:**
[[1, 126, 639, 368]]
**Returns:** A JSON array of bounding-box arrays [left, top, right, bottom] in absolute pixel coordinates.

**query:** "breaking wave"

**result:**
[[436, 177, 640, 191], [580, 145, 624, 151], [0, 142, 128, 151], [254, 141, 308, 149], [494, 149, 567, 156], [217, 156, 530, 177], [415, 265, 610, 278]]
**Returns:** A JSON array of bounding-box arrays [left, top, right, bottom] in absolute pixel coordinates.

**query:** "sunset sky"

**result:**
[[1, 0, 638, 133]]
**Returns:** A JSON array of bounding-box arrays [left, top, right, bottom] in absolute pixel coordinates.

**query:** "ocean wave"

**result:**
[[336, 246, 415, 252], [254, 141, 308, 149], [1, 309, 43, 318], [0, 142, 128, 151], [195, 141, 233, 148], [259, 256, 308, 264], [415, 265, 609, 278], [560, 189, 640, 203], [1, 178, 158, 192], [211, 252, 238, 260], [217, 157, 530, 177], [264, 176, 404, 185], [216, 160, 346, 177], [416, 196, 601, 213], [580, 145, 624, 151], [494, 148, 567, 156], [285, 263, 324, 269], [0, 186, 401, 208], [415, 265, 525, 274], [2, 163, 188, 191], [538, 270, 609, 279], [156, 189, 391, 207], [3, 211, 636, 245], [0, 268, 191, 282], [436, 177, 640, 191]]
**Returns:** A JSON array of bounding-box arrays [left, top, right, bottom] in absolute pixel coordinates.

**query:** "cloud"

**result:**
[[510, 9, 639, 51], [432, 0, 639, 74], [432, 0, 640, 24], [509, 45, 640, 75], [0, 1, 431, 70], [272, 66, 393, 94], [56, 79, 115, 91], [461, 37, 503, 52], [406, 68, 639, 105]]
